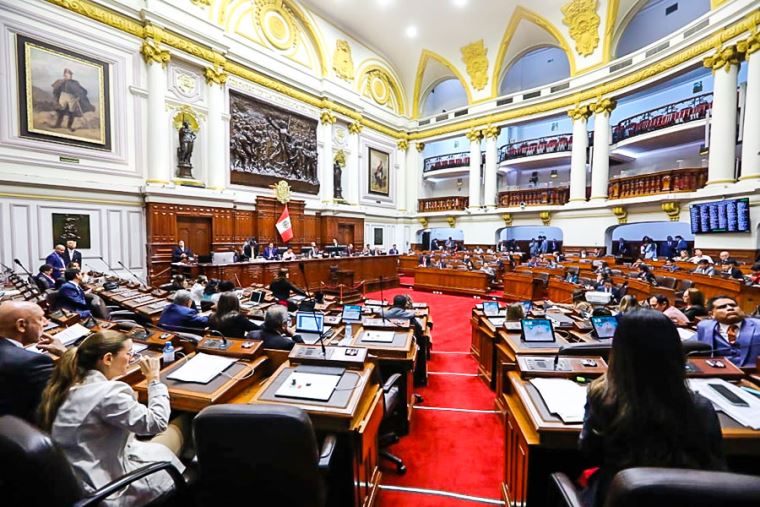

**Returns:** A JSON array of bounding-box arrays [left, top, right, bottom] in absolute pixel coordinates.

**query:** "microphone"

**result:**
[[205, 329, 230, 350], [117, 260, 147, 287], [97, 257, 122, 279], [0, 262, 14, 274], [686, 343, 742, 358], [298, 261, 327, 357], [14, 259, 33, 277], [378, 275, 390, 325]]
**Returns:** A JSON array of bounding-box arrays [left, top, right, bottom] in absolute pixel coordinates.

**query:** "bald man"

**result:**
[[0, 301, 66, 422], [45, 244, 67, 280]]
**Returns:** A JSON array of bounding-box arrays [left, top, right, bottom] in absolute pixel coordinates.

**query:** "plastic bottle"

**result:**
[[162, 341, 175, 363], [345, 322, 353, 341]]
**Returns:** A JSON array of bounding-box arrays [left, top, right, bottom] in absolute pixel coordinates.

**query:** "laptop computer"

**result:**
[[342, 304, 362, 322], [482, 301, 501, 317], [520, 318, 557, 348], [520, 301, 533, 313], [591, 315, 618, 339], [249, 291, 265, 304], [295, 312, 333, 344]]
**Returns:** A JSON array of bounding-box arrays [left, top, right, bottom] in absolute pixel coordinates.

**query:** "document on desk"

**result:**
[[530, 378, 587, 424], [275, 371, 342, 401], [689, 378, 760, 430], [361, 330, 395, 343], [55, 323, 91, 346], [167, 353, 237, 384], [677, 327, 696, 341]]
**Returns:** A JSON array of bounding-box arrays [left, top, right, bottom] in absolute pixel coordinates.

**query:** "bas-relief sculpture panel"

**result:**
[[229, 91, 319, 194]]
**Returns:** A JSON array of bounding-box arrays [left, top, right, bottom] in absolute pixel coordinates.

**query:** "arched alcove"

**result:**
[[605, 221, 694, 256], [614, 0, 710, 58], [416, 227, 464, 250], [499, 226, 563, 241], [420, 78, 469, 117], [499, 46, 570, 95]]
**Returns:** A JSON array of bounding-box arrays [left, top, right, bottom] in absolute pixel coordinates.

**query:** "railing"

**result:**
[[608, 167, 708, 199], [611, 93, 713, 144], [423, 151, 484, 173], [498, 133, 582, 162], [497, 187, 569, 207], [418, 196, 469, 212]]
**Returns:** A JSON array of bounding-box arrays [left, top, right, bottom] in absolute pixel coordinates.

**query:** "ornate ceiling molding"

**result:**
[[412, 49, 473, 119]]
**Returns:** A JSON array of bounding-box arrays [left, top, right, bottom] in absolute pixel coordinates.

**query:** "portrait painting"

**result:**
[[17, 34, 111, 150], [368, 147, 390, 196], [52, 213, 91, 249]]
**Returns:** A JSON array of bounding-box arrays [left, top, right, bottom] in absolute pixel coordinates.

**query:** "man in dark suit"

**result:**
[[62, 240, 82, 267], [0, 301, 66, 422], [34, 264, 56, 291], [158, 290, 209, 331], [247, 305, 303, 350], [45, 244, 67, 280], [263, 242, 279, 260], [58, 269, 92, 318], [388, 244, 399, 255], [418, 254, 432, 267], [243, 238, 258, 259], [172, 240, 194, 263], [616, 237, 629, 256], [695, 295, 760, 367], [674, 235, 689, 256]]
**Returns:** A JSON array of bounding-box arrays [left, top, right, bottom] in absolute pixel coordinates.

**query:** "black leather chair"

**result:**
[[0, 415, 185, 507], [193, 404, 335, 506], [379, 373, 407, 474], [549, 467, 760, 507]]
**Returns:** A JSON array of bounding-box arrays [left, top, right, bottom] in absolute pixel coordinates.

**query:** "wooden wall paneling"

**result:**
[[233, 210, 255, 243], [255, 196, 278, 245], [302, 212, 321, 248], [320, 216, 365, 248]]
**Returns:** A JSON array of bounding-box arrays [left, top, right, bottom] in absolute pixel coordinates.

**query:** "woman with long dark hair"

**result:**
[[38, 331, 184, 507], [579, 309, 724, 506], [209, 292, 260, 338]]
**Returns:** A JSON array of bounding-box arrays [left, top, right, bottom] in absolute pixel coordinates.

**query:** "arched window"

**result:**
[[615, 0, 710, 58], [499, 46, 570, 96], [420, 78, 468, 117]]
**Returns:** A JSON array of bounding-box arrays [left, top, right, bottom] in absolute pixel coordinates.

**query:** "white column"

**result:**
[[482, 126, 500, 207], [568, 106, 591, 202], [143, 41, 171, 184], [590, 99, 616, 200], [205, 68, 226, 190], [739, 35, 760, 180], [396, 140, 408, 211], [466, 129, 482, 209], [347, 122, 362, 203], [406, 144, 421, 212], [704, 45, 741, 184], [318, 113, 335, 202]]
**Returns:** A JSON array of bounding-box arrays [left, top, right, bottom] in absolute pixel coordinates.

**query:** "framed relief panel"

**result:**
[[368, 147, 390, 196], [16, 34, 111, 150]]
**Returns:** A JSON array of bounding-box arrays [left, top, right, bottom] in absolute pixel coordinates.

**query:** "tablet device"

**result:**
[[591, 315, 618, 339], [520, 301, 533, 313], [482, 301, 500, 317], [520, 319, 556, 345], [342, 304, 362, 322]]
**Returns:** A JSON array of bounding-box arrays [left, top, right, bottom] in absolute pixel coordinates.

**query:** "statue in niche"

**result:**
[[176, 120, 196, 178], [333, 160, 343, 200]]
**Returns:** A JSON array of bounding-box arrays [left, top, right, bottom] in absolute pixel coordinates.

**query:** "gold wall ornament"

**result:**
[[661, 202, 681, 221], [465, 129, 482, 142], [348, 122, 363, 135], [703, 44, 743, 72], [482, 125, 501, 139], [567, 104, 592, 120], [501, 213, 513, 226], [140, 39, 171, 67], [320, 110, 336, 125], [539, 211, 552, 225], [190, 0, 211, 6], [271, 180, 292, 203], [561, 0, 601, 57], [171, 106, 200, 132], [611, 206, 628, 224], [737, 31, 760, 57], [416, 142, 425, 152], [203, 66, 228, 86], [256, 0, 298, 51], [333, 149, 346, 167], [590, 97, 616, 115], [365, 69, 392, 106], [397, 139, 409, 151], [446, 216, 457, 228], [332, 39, 355, 82], [418, 217, 429, 229], [460, 39, 489, 91]]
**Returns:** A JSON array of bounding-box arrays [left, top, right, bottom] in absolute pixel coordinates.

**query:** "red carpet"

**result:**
[[364, 288, 505, 506]]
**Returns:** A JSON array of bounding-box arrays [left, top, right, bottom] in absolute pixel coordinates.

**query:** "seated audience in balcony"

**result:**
[[636, 264, 657, 285], [721, 259, 744, 279], [580, 309, 724, 507], [717, 250, 736, 265], [748, 263, 760, 286], [649, 294, 689, 326], [695, 295, 760, 368], [158, 290, 209, 332], [682, 288, 708, 321], [677, 249, 691, 262], [693, 259, 716, 276], [690, 249, 713, 264]]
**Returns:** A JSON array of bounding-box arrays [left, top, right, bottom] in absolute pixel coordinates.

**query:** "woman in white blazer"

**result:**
[[39, 331, 185, 507]]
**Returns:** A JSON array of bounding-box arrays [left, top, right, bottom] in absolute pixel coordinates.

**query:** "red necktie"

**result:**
[[727, 325, 739, 345]]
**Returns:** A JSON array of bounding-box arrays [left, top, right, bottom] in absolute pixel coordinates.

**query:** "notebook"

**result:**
[[166, 353, 237, 384]]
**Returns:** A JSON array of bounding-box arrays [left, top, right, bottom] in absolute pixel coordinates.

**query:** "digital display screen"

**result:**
[[521, 319, 555, 343], [342, 305, 362, 321], [296, 312, 323, 332], [483, 301, 500, 316], [690, 198, 750, 234], [591, 316, 618, 339]]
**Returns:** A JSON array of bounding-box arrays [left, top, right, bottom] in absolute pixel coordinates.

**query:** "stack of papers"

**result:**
[[689, 378, 760, 430], [530, 378, 587, 424], [167, 353, 237, 383], [54, 323, 91, 346], [362, 330, 395, 343]]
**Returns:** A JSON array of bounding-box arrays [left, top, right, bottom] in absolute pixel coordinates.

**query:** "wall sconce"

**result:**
[[456, 178, 463, 191], [550, 169, 558, 178]]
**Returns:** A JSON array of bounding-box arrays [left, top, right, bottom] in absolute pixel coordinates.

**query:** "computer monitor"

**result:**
[[276, 247, 289, 256], [591, 315, 618, 339], [342, 305, 362, 322], [482, 301, 500, 317], [325, 246, 345, 256], [520, 301, 533, 313], [211, 251, 235, 264], [520, 319, 556, 344], [295, 312, 324, 333]]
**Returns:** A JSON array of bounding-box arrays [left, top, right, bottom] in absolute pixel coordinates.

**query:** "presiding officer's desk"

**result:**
[[413, 266, 490, 296]]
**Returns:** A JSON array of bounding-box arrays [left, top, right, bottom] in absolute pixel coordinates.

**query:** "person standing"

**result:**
[[62, 240, 82, 268], [46, 244, 67, 280]]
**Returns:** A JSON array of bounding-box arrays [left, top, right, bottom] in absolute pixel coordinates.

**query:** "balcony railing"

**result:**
[[497, 187, 570, 207], [608, 167, 708, 199], [612, 93, 713, 144], [498, 133, 581, 162], [423, 151, 484, 173], [418, 196, 469, 212]]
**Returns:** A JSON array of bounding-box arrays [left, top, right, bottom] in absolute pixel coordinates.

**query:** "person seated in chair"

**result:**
[[721, 259, 744, 280], [682, 288, 708, 321], [677, 249, 691, 262], [58, 268, 92, 318], [167, 275, 186, 292], [596, 279, 621, 303], [418, 254, 432, 267], [748, 262, 760, 286], [689, 249, 713, 264], [307, 242, 321, 258], [388, 244, 399, 255], [694, 295, 760, 368], [171, 240, 193, 263], [249, 305, 303, 350], [717, 250, 736, 266], [635, 264, 657, 285], [462, 255, 475, 271], [263, 242, 278, 260], [579, 309, 724, 507], [649, 294, 689, 326], [34, 264, 56, 291], [158, 290, 209, 332], [209, 293, 260, 338], [281, 248, 296, 261], [565, 271, 579, 284], [693, 258, 716, 276]]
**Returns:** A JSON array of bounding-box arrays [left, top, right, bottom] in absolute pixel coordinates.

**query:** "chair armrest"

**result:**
[[74, 461, 185, 507], [548, 472, 584, 507], [110, 311, 138, 320], [383, 373, 402, 393], [318, 434, 337, 472]]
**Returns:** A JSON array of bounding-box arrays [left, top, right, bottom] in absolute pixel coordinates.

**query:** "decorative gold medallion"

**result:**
[[460, 40, 489, 91], [256, 0, 297, 51], [561, 0, 600, 57], [271, 180, 292, 203], [332, 39, 355, 81]]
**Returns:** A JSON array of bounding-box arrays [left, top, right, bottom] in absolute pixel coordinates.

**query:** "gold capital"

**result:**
[[568, 105, 591, 120], [397, 139, 409, 151], [320, 110, 337, 125], [203, 66, 228, 86], [140, 39, 170, 67], [591, 97, 616, 115], [348, 122, 363, 135], [539, 211, 551, 226], [465, 129, 482, 142], [661, 202, 680, 221], [703, 44, 742, 72], [415, 142, 425, 152], [482, 125, 501, 139], [612, 206, 628, 224], [419, 217, 429, 228], [737, 32, 760, 57]]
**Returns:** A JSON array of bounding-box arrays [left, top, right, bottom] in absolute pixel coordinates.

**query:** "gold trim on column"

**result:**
[[738, 174, 760, 180], [482, 125, 501, 139], [465, 129, 482, 142], [204, 66, 228, 85], [737, 31, 760, 57], [612, 206, 627, 224], [320, 110, 337, 125], [145, 179, 172, 184], [568, 104, 592, 120], [397, 140, 409, 151], [141, 39, 171, 67], [703, 43, 743, 72], [590, 97, 617, 115]]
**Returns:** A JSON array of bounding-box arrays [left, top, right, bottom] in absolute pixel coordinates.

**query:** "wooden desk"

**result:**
[[501, 272, 538, 301], [413, 267, 489, 295], [546, 278, 582, 304]]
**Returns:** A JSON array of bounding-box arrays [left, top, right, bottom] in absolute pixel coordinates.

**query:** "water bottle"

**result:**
[[345, 323, 353, 341], [162, 341, 175, 364]]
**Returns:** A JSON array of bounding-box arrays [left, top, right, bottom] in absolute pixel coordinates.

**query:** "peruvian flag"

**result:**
[[275, 205, 293, 242]]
